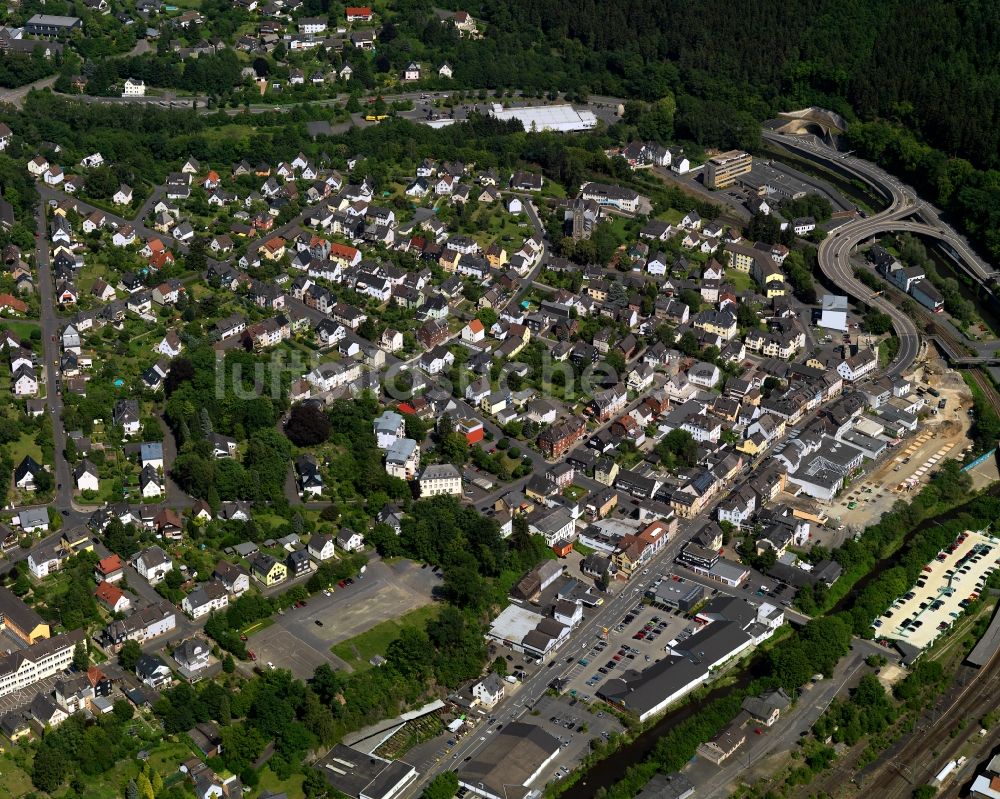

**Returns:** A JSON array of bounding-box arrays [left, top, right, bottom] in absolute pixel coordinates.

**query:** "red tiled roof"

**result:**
[[95, 580, 126, 606], [97, 554, 123, 574]]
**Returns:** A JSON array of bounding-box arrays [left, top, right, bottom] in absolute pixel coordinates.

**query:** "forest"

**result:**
[[430, 0, 1000, 170]]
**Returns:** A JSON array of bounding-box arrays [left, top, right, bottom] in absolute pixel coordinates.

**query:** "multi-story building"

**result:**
[[418, 464, 463, 497], [537, 417, 586, 459], [0, 630, 83, 698], [99, 601, 177, 652], [705, 150, 753, 190], [182, 580, 230, 619], [385, 438, 420, 480], [25, 14, 81, 35]]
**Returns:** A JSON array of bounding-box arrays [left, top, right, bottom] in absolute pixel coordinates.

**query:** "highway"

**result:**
[[763, 130, 923, 377]]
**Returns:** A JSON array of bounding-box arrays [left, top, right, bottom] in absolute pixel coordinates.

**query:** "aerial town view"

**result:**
[[0, 2, 998, 799]]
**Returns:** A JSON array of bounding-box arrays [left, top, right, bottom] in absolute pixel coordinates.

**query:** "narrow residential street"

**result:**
[[34, 200, 73, 511]]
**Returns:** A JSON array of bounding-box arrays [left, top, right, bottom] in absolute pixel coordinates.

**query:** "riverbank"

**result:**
[[556, 474, 998, 799]]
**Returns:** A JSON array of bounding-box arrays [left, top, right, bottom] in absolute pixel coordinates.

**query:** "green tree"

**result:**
[[118, 640, 142, 671], [73, 641, 89, 671], [422, 771, 459, 799]]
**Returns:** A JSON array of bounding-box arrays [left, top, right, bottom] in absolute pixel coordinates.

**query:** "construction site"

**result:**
[[828, 355, 981, 531]]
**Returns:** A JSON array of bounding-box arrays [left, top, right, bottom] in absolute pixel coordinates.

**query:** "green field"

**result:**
[[331, 604, 440, 671], [0, 319, 40, 339], [258, 767, 305, 799], [0, 753, 33, 799], [724, 268, 753, 293], [10, 431, 42, 464], [658, 207, 684, 225]]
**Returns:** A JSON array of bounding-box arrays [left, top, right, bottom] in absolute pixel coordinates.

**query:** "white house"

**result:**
[[43, 166, 64, 185], [307, 534, 336, 562], [373, 410, 406, 450], [112, 225, 137, 247], [182, 580, 229, 619], [837, 349, 877, 382], [461, 319, 486, 343], [385, 438, 420, 480], [156, 330, 183, 358], [135, 546, 173, 585], [27, 156, 49, 178], [122, 78, 146, 97], [73, 460, 100, 493], [472, 673, 505, 708], [337, 528, 365, 552], [792, 217, 816, 236], [12, 366, 38, 396], [28, 547, 61, 579], [110, 185, 133, 207]]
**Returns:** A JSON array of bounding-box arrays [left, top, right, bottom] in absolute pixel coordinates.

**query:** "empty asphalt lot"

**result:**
[[248, 557, 441, 678]]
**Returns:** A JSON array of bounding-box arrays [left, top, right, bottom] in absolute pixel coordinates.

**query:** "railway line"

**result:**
[[856, 657, 1000, 799], [966, 368, 1000, 417]]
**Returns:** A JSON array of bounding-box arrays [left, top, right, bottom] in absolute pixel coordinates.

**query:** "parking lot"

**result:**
[[875, 529, 1000, 649], [0, 672, 62, 715], [247, 557, 441, 678], [559, 599, 696, 699]]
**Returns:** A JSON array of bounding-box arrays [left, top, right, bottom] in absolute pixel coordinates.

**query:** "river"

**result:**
[[565, 485, 1000, 798]]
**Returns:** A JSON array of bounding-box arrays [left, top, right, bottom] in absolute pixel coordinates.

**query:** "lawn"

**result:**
[[258, 767, 306, 799], [77, 261, 109, 294], [253, 512, 292, 530], [241, 617, 275, 637], [10, 431, 42, 464], [657, 207, 684, 225], [0, 320, 40, 340], [724, 268, 753, 294], [0, 753, 32, 799], [331, 604, 440, 671]]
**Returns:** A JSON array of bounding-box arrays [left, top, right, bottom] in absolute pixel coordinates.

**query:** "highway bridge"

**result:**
[[763, 130, 999, 376]]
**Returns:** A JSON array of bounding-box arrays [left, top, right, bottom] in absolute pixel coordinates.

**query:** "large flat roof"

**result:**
[[490, 104, 598, 132], [488, 604, 542, 644], [458, 722, 560, 798], [317, 745, 417, 799], [600, 654, 707, 716], [27, 13, 80, 24]]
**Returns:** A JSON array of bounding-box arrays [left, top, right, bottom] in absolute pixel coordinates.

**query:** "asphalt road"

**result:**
[[764, 131, 922, 377], [33, 200, 73, 510]]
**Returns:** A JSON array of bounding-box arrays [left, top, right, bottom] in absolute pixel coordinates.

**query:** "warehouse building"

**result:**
[[316, 745, 418, 799], [458, 722, 560, 799]]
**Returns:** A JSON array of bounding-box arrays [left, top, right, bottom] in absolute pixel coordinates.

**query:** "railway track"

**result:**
[[857, 657, 1000, 799], [915, 303, 1000, 415], [966, 367, 1000, 417]]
